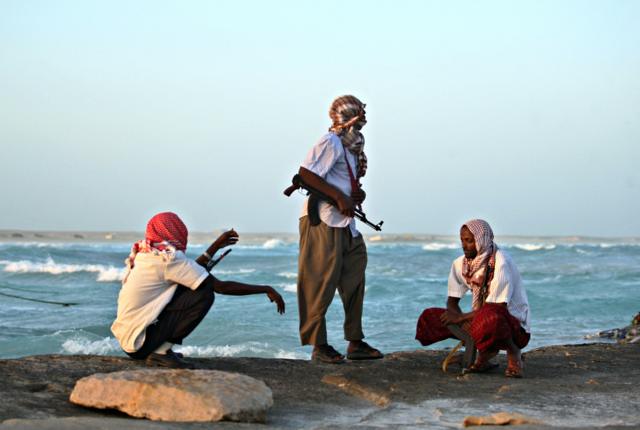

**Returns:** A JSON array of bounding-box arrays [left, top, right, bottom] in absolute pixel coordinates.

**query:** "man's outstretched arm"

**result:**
[[211, 277, 285, 314]]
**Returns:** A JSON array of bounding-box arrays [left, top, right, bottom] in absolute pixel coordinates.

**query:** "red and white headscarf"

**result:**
[[461, 219, 498, 310], [123, 212, 189, 281], [328, 95, 368, 178]]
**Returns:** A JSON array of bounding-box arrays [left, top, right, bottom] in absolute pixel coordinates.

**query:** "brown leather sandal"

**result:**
[[312, 345, 345, 364], [346, 342, 384, 360]]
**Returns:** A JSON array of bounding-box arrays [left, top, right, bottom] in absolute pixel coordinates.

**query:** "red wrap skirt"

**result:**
[[416, 303, 530, 352]]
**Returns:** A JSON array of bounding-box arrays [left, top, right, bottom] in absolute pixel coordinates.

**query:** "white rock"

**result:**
[[69, 369, 273, 422]]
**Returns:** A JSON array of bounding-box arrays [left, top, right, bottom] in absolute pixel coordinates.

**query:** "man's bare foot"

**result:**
[[466, 349, 499, 373], [505, 348, 524, 378], [347, 340, 383, 360]]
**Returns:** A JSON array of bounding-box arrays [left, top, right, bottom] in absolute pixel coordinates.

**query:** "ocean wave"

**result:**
[[276, 283, 297, 293], [422, 243, 458, 251], [0, 257, 125, 282], [61, 336, 120, 355], [275, 283, 347, 295], [212, 268, 256, 275], [274, 349, 310, 360], [262, 239, 285, 249], [0, 242, 73, 249], [278, 272, 297, 279], [512, 244, 557, 251]]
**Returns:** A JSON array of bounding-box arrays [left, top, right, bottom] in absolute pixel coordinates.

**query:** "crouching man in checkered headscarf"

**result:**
[[416, 220, 531, 377], [296, 95, 383, 363]]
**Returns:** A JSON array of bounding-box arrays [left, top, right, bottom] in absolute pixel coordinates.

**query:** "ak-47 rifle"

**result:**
[[206, 248, 232, 271], [284, 174, 384, 232]]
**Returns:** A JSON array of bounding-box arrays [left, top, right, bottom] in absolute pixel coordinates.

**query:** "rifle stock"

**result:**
[[283, 174, 384, 231]]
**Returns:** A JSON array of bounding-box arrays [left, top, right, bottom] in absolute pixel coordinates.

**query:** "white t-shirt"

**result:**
[[447, 249, 531, 333], [111, 250, 209, 353], [300, 132, 359, 237]]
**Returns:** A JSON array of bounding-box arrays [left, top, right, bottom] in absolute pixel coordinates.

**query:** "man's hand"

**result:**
[[214, 229, 239, 249], [266, 287, 286, 314], [351, 188, 366, 205], [440, 309, 464, 326], [336, 193, 355, 217]]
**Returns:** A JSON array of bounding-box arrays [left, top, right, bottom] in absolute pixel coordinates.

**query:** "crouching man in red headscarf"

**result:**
[[111, 212, 285, 369], [416, 219, 531, 377]]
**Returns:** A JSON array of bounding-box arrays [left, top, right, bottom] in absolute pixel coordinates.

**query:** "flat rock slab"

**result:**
[[464, 412, 544, 427], [69, 369, 273, 423]]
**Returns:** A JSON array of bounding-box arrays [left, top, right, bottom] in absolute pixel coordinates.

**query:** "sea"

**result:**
[[0, 233, 638, 360]]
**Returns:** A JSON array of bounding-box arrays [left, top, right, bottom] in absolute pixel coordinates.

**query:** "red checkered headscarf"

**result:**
[[461, 219, 498, 310], [328, 95, 368, 178], [144, 212, 188, 251], [124, 212, 189, 276]]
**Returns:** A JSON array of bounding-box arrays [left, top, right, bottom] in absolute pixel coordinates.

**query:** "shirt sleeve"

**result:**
[[301, 135, 342, 178], [485, 253, 512, 304], [164, 252, 209, 290], [447, 259, 468, 298]]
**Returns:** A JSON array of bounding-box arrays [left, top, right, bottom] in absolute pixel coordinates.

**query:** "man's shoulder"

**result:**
[[495, 248, 521, 277], [451, 255, 464, 269], [314, 132, 342, 150], [495, 248, 513, 265]]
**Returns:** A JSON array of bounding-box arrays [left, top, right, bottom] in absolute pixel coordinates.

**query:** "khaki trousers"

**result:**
[[297, 216, 367, 345]]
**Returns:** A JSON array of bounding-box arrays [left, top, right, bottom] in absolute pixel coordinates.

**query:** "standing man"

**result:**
[[416, 219, 531, 377], [296, 95, 383, 363]]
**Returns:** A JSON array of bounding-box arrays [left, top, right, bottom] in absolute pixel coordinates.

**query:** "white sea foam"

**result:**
[[278, 272, 297, 279], [96, 267, 126, 282], [274, 349, 310, 360], [61, 336, 120, 355], [212, 268, 256, 275], [175, 342, 269, 357], [512, 243, 556, 251], [599, 243, 618, 248], [576, 248, 593, 255], [421, 243, 458, 251], [262, 238, 285, 249], [174, 342, 308, 359], [277, 283, 298, 293], [1, 257, 125, 282]]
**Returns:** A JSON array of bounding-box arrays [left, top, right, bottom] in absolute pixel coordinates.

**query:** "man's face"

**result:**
[[460, 226, 477, 259], [353, 109, 367, 130]]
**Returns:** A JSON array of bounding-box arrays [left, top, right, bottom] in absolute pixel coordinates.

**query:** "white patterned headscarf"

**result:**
[[328, 95, 368, 178], [461, 219, 498, 310]]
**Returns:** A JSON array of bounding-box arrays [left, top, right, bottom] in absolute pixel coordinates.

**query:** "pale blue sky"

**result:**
[[1, 1, 638, 236]]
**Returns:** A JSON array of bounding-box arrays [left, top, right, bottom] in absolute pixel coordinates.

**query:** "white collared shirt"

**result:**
[[447, 249, 531, 332], [300, 132, 359, 237]]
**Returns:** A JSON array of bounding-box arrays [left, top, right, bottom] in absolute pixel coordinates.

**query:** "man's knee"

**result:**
[[476, 312, 500, 332]]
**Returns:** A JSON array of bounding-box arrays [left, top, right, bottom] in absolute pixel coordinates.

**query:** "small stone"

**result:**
[[69, 369, 273, 422], [463, 412, 543, 427]]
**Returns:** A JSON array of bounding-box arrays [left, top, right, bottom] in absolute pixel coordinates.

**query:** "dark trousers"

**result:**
[[127, 275, 215, 359]]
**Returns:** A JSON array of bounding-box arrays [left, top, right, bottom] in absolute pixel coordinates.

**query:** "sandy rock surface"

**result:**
[[1, 343, 639, 429], [69, 369, 272, 422]]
